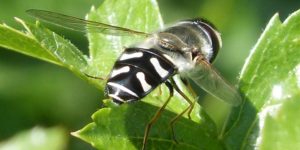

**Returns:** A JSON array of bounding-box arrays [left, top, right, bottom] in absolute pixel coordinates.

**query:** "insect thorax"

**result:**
[[138, 19, 221, 72]]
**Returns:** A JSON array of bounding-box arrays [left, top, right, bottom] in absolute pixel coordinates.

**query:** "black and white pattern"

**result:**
[[106, 48, 176, 104]]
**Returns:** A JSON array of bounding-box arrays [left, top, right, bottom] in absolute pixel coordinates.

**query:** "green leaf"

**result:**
[[259, 95, 300, 150], [0, 18, 88, 75], [74, 0, 221, 149], [224, 10, 300, 149], [24, 21, 89, 74], [0, 21, 60, 65], [0, 127, 67, 150]]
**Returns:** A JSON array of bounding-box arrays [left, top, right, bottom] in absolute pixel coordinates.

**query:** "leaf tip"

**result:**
[[14, 17, 23, 24], [90, 5, 96, 12], [269, 12, 281, 25], [240, 12, 282, 78], [70, 131, 80, 137], [86, 5, 96, 20]]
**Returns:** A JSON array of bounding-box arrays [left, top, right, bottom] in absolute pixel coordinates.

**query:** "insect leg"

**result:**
[[170, 78, 195, 119], [179, 78, 197, 117], [180, 77, 197, 98], [169, 78, 195, 143], [158, 85, 163, 96], [142, 81, 173, 150]]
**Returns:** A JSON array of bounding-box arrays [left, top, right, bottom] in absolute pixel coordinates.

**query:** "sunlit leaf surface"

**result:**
[[224, 10, 300, 150]]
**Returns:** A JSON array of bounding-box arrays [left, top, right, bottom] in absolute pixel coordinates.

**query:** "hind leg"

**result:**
[[168, 78, 196, 143], [142, 81, 174, 150]]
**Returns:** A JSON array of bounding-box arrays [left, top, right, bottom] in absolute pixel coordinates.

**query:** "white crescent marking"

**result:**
[[119, 52, 143, 61], [107, 82, 138, 97], [108, 94, 125, 102], [150, 57, 169, 78], [110, 66, 130, 78], [136, 72, 152, 92]]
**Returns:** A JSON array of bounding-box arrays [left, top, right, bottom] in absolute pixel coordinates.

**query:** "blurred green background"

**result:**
[[0, 0, 299, 149]]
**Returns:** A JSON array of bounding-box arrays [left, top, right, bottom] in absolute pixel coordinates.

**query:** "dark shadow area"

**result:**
[[223, 85, 259, 150]]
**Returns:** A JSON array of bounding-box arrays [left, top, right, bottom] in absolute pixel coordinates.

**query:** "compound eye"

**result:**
[[194, 19, 222, 62]]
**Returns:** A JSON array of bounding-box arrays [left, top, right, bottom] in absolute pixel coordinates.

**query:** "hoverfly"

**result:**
[[27, 9, 242, 150]]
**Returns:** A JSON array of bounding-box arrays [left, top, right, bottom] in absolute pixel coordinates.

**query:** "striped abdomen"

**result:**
[[105, 48, 176, 104]]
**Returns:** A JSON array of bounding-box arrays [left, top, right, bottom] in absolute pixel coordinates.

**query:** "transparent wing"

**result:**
[[184, 60, 242, 106], [26, 9, 149, 36]]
